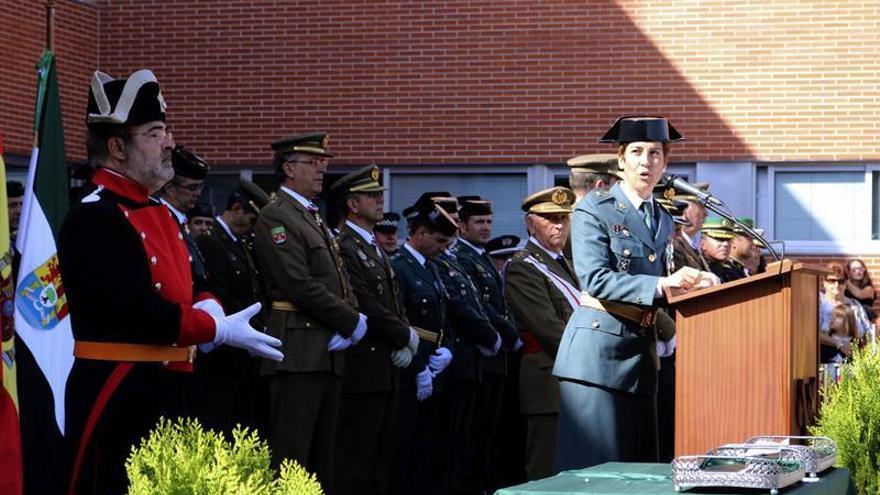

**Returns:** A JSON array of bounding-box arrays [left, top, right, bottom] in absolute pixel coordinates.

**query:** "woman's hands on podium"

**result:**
[[661, 267, 721, 291]]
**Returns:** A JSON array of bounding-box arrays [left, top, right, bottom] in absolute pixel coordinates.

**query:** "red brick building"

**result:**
[[2, 0, 879, 265]]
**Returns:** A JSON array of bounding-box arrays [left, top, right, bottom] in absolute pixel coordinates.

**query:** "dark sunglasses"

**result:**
[[825, 278, 845, 285]]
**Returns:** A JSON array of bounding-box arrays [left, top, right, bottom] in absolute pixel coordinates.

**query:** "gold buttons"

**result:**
[[648, 253, 656, 262]]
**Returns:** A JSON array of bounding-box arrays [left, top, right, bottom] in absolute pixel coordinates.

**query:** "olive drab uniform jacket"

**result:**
[[337, 223, 411, 392], [254, 188, 359, 376]]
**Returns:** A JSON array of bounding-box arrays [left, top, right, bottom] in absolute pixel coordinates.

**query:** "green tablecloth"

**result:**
[[495, 462, 855, 495]]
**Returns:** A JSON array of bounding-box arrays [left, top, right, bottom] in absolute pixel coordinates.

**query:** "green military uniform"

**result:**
[[389, 197, 458, 495], [254, 133, 364, 489], [702, 217, 746, 283], [451, 196, 520, 492], [554, 117, 683, 470], [564, 153, 619, 260], [504, 187, 579, 479], [192, 178, 269, 434], [330, 165, 415, 494]]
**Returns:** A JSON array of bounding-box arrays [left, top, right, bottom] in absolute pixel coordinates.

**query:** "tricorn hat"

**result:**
[[600, 116, 683, 143], [86, 70, 166, 132]]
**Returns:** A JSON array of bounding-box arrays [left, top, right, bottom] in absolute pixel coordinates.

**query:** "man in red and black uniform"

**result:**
[[59, 69, 283, 494]]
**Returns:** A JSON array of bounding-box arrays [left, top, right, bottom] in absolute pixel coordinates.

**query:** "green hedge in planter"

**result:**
[[126, 417, 323, 495], [811, 348, 880, 495]]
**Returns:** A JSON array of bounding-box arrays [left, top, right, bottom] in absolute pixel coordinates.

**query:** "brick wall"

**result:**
[[0, 0, 97, 162], [2, 1, 878, 166]]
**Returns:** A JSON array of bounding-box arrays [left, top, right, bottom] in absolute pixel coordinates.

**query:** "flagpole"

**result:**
[[45, 0, 55, 51]]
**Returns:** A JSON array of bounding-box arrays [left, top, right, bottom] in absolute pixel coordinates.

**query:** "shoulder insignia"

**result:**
[[80, 185, 105, 203], [271, 226, 286, 244]]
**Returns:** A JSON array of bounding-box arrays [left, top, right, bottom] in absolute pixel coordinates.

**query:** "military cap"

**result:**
[[227, 178, 270, 213], [458, 195, 492, 219], [732, 217, 766, 246], [702, 217, 736, 240], [652, 184, 690, 226], [271, 132, 333, 158], [86, 70, 166, 131], [188, 202, 215, 219], [331, 164, 385, 194], [374, 211, 401, 234], [674, 182, 710, 203], [566, 153, 619, 175], [405, 192, 458, 216], [6, 181, 24, 198], [600, 116, 684, 143], [486, 235, 521, 259], [171, 146, 209, 180], [521, 187, 575, 214], [403, 197, 458, 237]]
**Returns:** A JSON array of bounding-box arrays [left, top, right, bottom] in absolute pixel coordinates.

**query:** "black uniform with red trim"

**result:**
[[59, 167, 218, 494]]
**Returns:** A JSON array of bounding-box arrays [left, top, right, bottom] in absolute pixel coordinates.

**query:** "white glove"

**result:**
[[428, 347, 452, 375], [512, 337, 524, 352], [657, 335, 676, 358], [210, 303, 283, 361], [477, 332, 502, 357], [391, 346, 414, 368], [327, 333, 352, 352], [194, 299, 226, 353], [416, 367, 433, 401], [407, 327, 420, 354], [350, 313, 368, 344]]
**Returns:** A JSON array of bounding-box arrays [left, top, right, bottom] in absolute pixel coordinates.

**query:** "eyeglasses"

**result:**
[[119, 127, 172, 140], [171, 181, 204, 193], [825, 278, 845, 285], [287, 157, 328, 168]]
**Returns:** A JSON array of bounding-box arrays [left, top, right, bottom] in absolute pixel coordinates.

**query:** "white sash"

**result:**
[[522, 255, 579, 310]]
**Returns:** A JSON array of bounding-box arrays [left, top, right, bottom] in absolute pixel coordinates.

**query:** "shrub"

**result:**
[[126, 417, 323, 495], [811, 348, 880, 494]]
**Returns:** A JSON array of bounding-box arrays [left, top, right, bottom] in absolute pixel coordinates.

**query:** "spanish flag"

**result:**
[[0, 132, 23, 495]]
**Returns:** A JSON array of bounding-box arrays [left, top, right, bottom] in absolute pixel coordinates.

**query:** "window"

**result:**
[[774, 171, 866, 241]]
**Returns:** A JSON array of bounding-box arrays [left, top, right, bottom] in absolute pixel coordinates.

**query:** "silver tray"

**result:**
[[672, 448, 806, 495], [744, 435, 837, 477]]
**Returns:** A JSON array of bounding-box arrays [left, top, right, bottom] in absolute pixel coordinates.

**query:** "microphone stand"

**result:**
[[698, 196, 781, 262]]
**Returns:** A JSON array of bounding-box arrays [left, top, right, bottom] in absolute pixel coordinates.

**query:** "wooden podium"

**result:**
[[667, 260, 827, 456]]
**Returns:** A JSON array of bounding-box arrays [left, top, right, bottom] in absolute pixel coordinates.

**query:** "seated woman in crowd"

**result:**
[[820, 262, 874, 362], [845, 258, 876, 320]]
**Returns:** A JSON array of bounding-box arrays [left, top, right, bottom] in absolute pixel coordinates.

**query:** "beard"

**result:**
[[124, 146, 174, 193]]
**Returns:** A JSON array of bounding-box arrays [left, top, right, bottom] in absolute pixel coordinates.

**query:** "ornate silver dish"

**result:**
[[672, 447, 806, 495], [744, 435, 837, 478]]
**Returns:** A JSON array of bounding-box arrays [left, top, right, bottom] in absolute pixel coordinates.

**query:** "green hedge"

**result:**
[[126, 417, 323, 495], [811, 348, 880, 495]]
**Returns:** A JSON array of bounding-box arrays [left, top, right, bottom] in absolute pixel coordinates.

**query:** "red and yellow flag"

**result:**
[[0, 132, 23, 494]]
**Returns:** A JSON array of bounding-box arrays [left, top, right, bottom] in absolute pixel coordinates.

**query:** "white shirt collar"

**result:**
[[215, 216, 237, 242], [618, 181, 654, 211], [457, 237, 485, 255], [403, 242, 427, 267], [681, 229, 701, 250], [279, 185, 316, 210], [345, 220, 376, 246], [529, 235, 562, 259], [160, 197, 187, 225]]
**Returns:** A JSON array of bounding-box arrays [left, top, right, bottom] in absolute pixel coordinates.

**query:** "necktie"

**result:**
[[557, 255, 575, 281], [426, 259, 445, 295], [640, 201, 654, 235]]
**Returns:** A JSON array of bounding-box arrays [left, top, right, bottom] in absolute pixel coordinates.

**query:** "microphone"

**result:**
[[662, 175, 722, 205]]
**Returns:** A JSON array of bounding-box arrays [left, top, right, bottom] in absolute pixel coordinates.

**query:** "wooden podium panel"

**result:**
[[669, 260, 824, 457]]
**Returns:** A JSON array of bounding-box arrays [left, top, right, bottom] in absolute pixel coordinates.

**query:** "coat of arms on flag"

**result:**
[[16, 254, 68, 330]]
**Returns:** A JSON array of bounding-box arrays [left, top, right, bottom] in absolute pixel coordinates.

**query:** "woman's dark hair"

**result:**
[[845, 258, 874, 288]]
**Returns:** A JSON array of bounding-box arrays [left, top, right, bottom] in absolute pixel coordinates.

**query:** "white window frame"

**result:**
[[766, 163, 880, 255]]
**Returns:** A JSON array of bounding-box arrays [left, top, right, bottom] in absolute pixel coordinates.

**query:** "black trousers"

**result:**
[[657, 355, 676, 462], [334, 391, 397, 495], [267, 372, 340, 493], [441, 379, 479, 495], [472, 372, 505, 493], [391, 387, 445, 495], [489, 352, 527, 491]]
